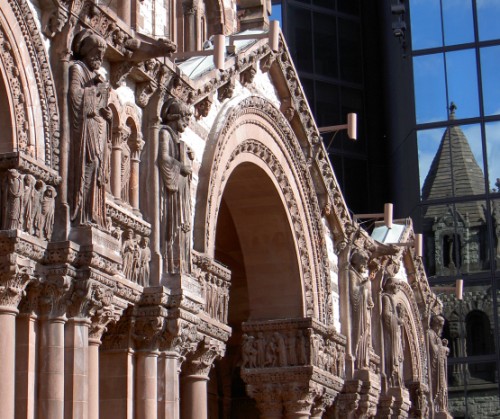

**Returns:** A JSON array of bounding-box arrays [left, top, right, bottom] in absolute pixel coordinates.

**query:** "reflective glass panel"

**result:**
[[477, 0, 500, 41], [445, 50, 479, 119], [442, 0, 474, 46], [287, 5, 313, 72], [485, 122, 500, 192], [313, 12, 338, 78], [491, 199, 500, 271], [414, 54, 447, 123], [409, 0, 443, 50], [422, 201, 489, 276], [450, 123, 485, 197], [337, 0, 359, 15], [480, 46, 500, 117], [315, 81, 339, 127], [417, 127, 449, 200], [338, 19, 362, 83], [312, 0, 334, 10]]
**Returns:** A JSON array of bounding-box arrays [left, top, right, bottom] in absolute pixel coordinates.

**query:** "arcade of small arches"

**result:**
[[0, 1, 451, 419]]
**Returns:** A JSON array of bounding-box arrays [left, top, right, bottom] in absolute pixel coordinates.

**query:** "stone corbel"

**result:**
[[280, 96, 295, 122], [260, 52, 276, 73], [194, 96, 213, 120], [218, 79, 236, 102], [240, 64, 257, 86], [110, 61, 134, 88]]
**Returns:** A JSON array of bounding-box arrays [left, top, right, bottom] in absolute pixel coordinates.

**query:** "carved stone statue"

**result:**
[[122, 229, 138, 280], [4, 169, 23, 230], [138, 237, 151, 286], [428, 315, 449, 413], [382, 275, 405, 387], [40, 186, 57, 239], [158, 98, 194, 274], [69, 30, 112, 229], [349, 248, 373, 370]]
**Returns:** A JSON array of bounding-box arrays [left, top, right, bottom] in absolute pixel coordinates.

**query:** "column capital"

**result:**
[[0, 271, 31, 311], [112, 125, 132, 148], [132, 305, 168, 351], [130, 134, 145, 161], [182, 337, 225, 378], [39, 274, 73, 319], [246, 383, 283, 417]]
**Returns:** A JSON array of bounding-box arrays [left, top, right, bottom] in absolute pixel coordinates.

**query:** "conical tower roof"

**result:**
[[422, 103, 486, 224]]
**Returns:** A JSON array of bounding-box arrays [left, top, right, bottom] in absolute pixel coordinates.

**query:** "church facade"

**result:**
[[0, 1, 451, 418]]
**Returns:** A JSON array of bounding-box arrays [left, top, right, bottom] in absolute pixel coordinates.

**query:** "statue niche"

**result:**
[[158, 98, 194, 274], [69, 30, 112, 229]]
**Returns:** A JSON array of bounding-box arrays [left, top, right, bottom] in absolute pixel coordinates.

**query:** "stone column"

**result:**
[[64, 317, 91, 419], [111, 126, 131, 199], [182, 3, 198, 52], [38, 277, 71, 419], [0, 273, 30, 419], [130, 135, 145, 209], [117, 0, 131, 26], [158, 351, 182, 419], [181, 340, 222, 419]]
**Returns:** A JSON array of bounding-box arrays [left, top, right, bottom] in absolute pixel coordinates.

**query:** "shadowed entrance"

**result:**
[[207, 161, 304, 418]]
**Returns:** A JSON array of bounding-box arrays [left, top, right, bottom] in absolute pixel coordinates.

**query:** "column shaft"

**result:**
[[158, 352, 180, 419], [111, 146, 122, 198], [0, 309, 18, 419], [130, 157, 140, 209], [38, 317, 66, 419], [136, 351, 159, 419], [100, 350, 134, 419], [88, 341, 100, 419], [181, 375, 209, 419], [15, 314, 37, 419]]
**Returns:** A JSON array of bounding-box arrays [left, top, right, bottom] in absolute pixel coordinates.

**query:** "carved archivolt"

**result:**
[[1, 1, 60, 169], [196, 95, 331, 321]]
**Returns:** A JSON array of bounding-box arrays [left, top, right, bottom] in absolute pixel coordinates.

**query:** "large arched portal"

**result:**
[[207, 161, 304, 417]]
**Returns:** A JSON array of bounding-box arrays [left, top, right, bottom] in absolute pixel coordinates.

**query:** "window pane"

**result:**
[[338, 19, 362, 83], [287, 5, 313, 72], [442, 0, 474, 46], [480, 46, 500, 117], [422, 201, 489, 276], [491, 199, 500, 271], [485, 122, 500, 192], [409, 0, 443, 50], [477, 0, 500, 41], [414, 54, 447, 123], [445, 50, 479, 119], [313, 12, 338, 78]]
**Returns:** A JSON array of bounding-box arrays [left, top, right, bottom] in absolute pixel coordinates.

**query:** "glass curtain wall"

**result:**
[[410, 0, 500, 416]]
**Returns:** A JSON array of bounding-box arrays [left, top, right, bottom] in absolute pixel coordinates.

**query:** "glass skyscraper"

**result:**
[[278, 0, 500, 417]]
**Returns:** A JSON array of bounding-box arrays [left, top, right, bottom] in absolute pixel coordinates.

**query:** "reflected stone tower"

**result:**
[[422, 103, 488, 277]]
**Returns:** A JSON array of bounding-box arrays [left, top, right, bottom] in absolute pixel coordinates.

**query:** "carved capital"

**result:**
[[0, 272, 31, 311], [132, 306, 168, 351], [130, 134, 145, 160], [112, 126, 132, 148], [183, 338, 225, 377], [39, 274, 72, 319], [89, 303, 121, 343], [160, 318, 199, 358], [247, 383, 283, 416]]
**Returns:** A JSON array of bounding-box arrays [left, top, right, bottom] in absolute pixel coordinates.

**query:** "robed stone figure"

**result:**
[[158, 98, 194, 274], [349, 248, 373, 370], [69, 31, 112, 229], [428, 314, 449, 413]]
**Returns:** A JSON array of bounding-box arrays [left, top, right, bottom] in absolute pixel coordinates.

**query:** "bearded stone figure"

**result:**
[[69, 30, 112, 229], [158, 98, 194, 274], [349, 248, 373, 370]]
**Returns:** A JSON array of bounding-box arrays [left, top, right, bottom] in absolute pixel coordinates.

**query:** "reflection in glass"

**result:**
[[423, 201, 489, 277], [338, 19, 362, 83], [418, 116, 485, 200], [477, 0, 500, 41], [313, 12, 338, 78], [409, 0, 442, 50], [287, 5, 313, 72], [485, 122, 500, 192], [480, 46, 500, 116], [445, 50, 479, 119], [413, 54, 447, 123], [490, 200, 500, 271], [442, 0, 474, 46]]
